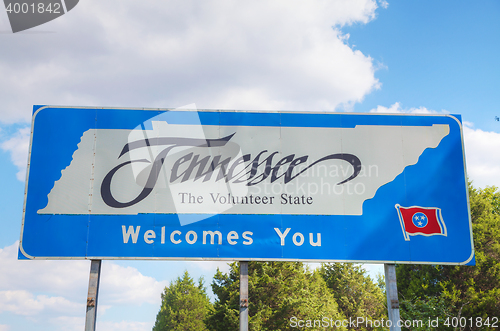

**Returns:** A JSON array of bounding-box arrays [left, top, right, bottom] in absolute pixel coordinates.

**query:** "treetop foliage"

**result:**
[[153, 270, 211, 331], [319, 263, 387, 328], [206, 261, 346, 331]]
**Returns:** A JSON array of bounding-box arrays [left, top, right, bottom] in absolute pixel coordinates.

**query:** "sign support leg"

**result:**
[[384, 264, 401, 331], [85, 260, 102, 331], [240, 261, 249, 331]]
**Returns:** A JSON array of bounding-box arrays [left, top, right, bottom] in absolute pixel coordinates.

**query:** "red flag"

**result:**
[[395, 204, 447, 241]]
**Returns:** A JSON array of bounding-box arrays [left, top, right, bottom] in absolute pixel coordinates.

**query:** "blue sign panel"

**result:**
[[19, 106, 474, 264]]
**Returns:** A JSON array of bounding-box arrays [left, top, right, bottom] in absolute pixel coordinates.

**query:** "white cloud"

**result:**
[[96, 320, 152, 331], [0, 242, 167, 306], [0, 1, 383, 124], [190, 261, 231, 274], [41, 317, 153, 331], [100, 263, 168, 305], [370, 102, 437, 114], [0, 242, 168, 330], [463, 121, 474, 128], [47, 317, 84, 331], [0, 243, 89, 300], [0, 0, 385, 183], [0, 290, 82, 316], [0, 1, 387, 180], [0, 0, 386, 186], [362, 263, 384, 280], [378, 0, 389, 9], [0, 127, 30, 181], [463, 125, 500, 189], [0, 325, 10, 331]]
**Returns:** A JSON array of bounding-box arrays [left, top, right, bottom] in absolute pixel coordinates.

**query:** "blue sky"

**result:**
[[347, 0, 500, 132], [1, 1, 499, 330]]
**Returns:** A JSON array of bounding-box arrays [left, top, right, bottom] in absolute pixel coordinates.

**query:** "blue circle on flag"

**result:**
[[412, 212, 428, 228]]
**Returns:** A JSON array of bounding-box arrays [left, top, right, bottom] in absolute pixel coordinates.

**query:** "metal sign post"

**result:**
[[240, 261, 249, 331], [85, 260, 102, 331], [384, 264, 401, 331]]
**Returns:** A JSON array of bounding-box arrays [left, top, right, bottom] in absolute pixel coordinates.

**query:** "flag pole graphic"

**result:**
[[395, 204, 410, 241]]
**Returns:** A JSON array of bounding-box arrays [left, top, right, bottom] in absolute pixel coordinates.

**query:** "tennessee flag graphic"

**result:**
[[395, 204, 447, 241]]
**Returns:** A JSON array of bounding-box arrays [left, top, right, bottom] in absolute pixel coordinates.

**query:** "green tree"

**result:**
[[398, 294, 452, 331], [206, 261, 346, 331], [153, 271, 212, 331], [397, 183, 500, 330], [319, 263, 387, 330]]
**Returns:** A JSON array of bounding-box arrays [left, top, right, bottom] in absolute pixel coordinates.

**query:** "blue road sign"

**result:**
[[20, 106, 474, 264]]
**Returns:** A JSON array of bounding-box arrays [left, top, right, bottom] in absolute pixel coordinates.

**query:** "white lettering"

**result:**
[[309, 233, 321, 246], [186, 231, 197, 244], [292, 232, 304, 246], [203, 231, 222, 245], [274, 228, 291, 246], [170, 230, 182, 244], [122, 225, 140, 244], [290, 316, 297, 327], [227, 231, 239, 245], [242, 231, 253, 245], [144, 230, 156, 244]]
